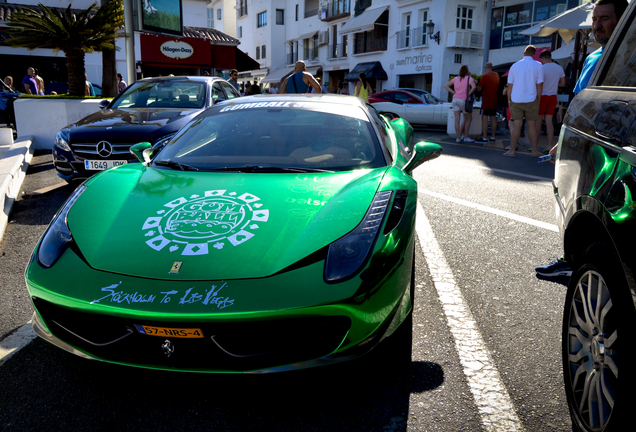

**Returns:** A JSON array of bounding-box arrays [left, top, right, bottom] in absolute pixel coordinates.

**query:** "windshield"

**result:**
[[153, 103, 386, 172], [111, 80, 206, 109]]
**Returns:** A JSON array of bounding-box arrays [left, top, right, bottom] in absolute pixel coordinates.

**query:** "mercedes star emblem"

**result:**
[[97, 141, 113, 157]]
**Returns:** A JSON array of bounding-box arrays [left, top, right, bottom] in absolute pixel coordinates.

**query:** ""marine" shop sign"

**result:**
[[161, 40, 194, 60]]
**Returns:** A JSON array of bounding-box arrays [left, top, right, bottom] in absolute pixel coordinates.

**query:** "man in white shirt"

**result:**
[[504, 45, 544, 157], [535, 50, 566, 149]]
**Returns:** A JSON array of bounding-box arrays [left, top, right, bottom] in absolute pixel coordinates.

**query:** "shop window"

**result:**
[[257, 11, 267, 28], [276, 9, 285, 25]]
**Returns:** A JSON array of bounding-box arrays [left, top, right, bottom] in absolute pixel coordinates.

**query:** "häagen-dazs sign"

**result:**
[[161, 40, 194, 60]]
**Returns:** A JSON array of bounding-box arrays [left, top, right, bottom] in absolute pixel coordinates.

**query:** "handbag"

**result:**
[[465, 77, 474, 113]]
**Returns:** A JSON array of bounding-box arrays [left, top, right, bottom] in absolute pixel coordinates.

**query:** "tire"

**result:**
[[562, 245, 636, 432]]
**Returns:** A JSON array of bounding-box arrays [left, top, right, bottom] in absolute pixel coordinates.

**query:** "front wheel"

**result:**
[[562, 246, 635, 432]]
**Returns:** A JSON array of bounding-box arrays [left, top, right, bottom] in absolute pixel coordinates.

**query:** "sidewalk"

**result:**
[[0, 125, 33, 243]]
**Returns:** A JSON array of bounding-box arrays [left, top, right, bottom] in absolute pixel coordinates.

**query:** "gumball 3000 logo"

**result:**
[[142, 190, 269, 255]]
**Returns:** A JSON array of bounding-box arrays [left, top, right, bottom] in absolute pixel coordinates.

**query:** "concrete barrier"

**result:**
[[0, 135, 34, 242], [14, 99, 105, 150]]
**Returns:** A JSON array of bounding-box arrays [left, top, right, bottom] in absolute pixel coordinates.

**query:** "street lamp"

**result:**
[[427, 20, 440, 45]]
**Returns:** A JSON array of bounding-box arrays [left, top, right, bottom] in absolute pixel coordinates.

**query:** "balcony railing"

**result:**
[[396, 27, 428, 49], [354, 37, 387, 54], [327, 43, 347, 59], [320, 0, 350, 21]]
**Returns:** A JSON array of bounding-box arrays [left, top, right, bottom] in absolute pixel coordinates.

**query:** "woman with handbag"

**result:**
[[444, 65, 476, 143]]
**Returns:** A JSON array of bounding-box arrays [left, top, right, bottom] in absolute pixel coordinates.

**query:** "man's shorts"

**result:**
[[452, 98, 467, 113], [538, 95, 558, 116], [510, 97, 540, 121], [480, 108, 497, 116]]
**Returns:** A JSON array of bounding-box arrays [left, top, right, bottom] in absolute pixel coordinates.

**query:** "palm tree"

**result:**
[[6, 2, 124, 97]]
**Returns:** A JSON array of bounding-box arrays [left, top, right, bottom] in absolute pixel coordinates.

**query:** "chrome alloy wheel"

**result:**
[[565, 269, 619, 431]]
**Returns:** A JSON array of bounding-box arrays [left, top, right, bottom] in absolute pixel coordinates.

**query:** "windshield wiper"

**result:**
[[207, 166, 334, 173], [153, 160, 199, 171]]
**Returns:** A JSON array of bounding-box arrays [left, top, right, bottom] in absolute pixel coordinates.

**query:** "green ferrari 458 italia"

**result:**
[[26, 94, 442, 373]]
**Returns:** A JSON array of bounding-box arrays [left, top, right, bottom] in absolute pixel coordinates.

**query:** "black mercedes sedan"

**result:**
[[53, 76, 241, 181]]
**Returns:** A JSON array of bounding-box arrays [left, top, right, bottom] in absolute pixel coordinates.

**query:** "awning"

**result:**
[[262, 68, 294, 83], [339, 6, 388, 36], [306, 65, 322, 75], [344, 62, 388, 82], [235, 48, 260, 72], [287, 31, 318, 43]]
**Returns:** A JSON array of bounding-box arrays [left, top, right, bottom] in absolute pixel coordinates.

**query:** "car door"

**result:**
[[555, 5, 636, 262], [393, 91, 428, 125], [371, 92, 408, 120]]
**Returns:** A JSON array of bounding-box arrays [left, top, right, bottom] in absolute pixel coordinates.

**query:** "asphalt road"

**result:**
[[0, 131, 572, 431]]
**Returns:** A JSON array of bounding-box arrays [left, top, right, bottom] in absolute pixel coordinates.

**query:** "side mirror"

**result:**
[[99, 100, 110, 110], [130, 142, 153, 164], [404, 142, 442, 173]]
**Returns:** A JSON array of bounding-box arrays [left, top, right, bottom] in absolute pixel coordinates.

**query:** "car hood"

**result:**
[[69, 108, 201, 139], [67, 164, 388, 280]]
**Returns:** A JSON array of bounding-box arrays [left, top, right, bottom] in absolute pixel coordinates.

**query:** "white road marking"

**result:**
[[420, 189, 558, 232], [0, 322, 37, 367], [415, 201, 525, 432]]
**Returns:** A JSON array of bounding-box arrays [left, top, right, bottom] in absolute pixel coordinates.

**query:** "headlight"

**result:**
[[37, 185, 86, 268], [55, 128, 71, 152], [152, 133, 177, 151], [325, 191, 392, 282]]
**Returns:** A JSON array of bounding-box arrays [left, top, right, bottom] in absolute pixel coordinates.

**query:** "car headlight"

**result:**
[[152, 133, 177, 152], [37, 185, 86, 268], [325, 191, 392, 282], [55, 128, 71, 152]]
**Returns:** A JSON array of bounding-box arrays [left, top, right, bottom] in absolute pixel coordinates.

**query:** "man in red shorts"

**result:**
[[475, 62, 500, 143], [535, 50, 565, 149]]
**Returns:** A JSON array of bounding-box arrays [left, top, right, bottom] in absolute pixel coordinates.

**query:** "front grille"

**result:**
[[33, 297, 351, 371], [70, 141, 138, 160]]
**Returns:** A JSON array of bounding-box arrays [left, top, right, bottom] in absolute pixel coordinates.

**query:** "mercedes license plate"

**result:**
[[84, 160, 127, 170]]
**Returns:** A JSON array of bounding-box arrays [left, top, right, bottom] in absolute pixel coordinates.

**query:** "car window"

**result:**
[[219, 81, 240, 99], [599, 6, 636, 87], [423, 94, 438, 104], [367, 104, 395, 162], [154, 103, 386, 172], [377, 93, 391, 101], [394, 92, 421, 104], [111, 81, 206, 109], [212, 82, 227, 103]]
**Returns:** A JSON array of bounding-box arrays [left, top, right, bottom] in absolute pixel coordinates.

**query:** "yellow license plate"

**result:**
[[134, 324, 204, 338]]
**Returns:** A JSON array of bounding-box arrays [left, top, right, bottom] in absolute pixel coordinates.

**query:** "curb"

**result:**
[[0, 135, 34, 243]]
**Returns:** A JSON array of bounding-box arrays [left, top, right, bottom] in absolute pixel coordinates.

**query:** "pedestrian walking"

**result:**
[[503, 45, 543, 157], [535, 50, 565, 149], [475, 62, 500, 143], [280, 61, 322, 94], [444, 65, 476, 143]]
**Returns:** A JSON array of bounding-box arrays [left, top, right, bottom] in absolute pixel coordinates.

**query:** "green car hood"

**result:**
[[68, 164, 387, 280]]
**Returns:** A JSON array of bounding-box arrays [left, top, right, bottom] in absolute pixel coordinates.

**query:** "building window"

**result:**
[[256, 46, 260, 59], [239, 0, 248, 17], [399, 13, 410, 49], [238, 26, 242, 38], [276, 9, 284, 25], [257, 11, 267, 28], [295, 4, 299, 21], [262, 45, 266, 59], [419, 9, 428, 45], [207, 8, 214, 28], [454, 54, 462, 64], [217, 9, 222, 20], [456, 7, 473, 30], [304, 0, 318, 18]]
